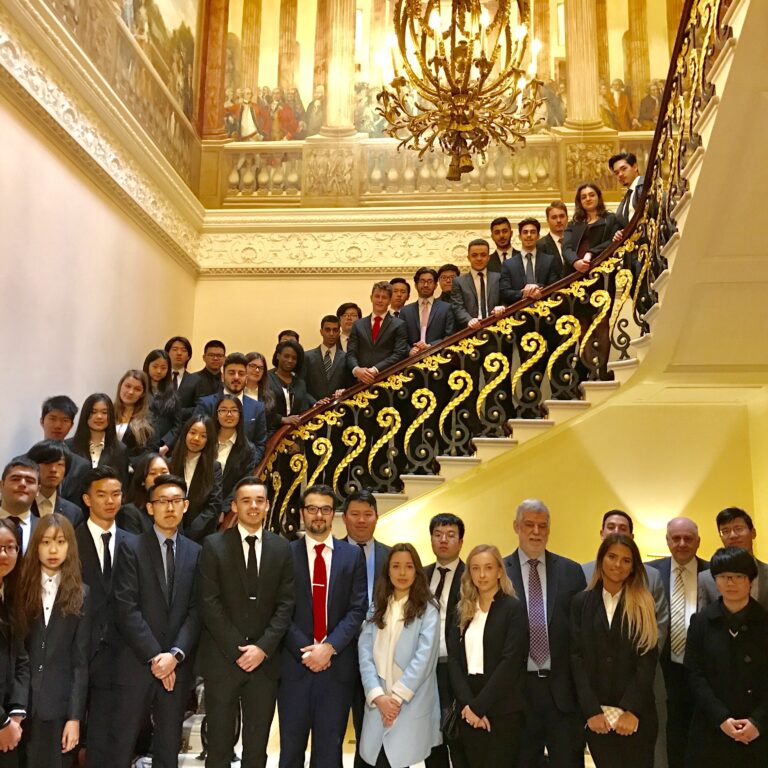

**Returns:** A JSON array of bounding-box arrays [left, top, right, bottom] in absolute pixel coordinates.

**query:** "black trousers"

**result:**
[[351, 673, 366, 768], [459, 707, 523, 767], [204, 669, 277, 768], [23, 717, 76, 768], [518, 673, 584, 768], [83, 684, 114, 768], [663, 660, 694, 768], [425, 661, 467, 768], [361, 747, 393, 768]]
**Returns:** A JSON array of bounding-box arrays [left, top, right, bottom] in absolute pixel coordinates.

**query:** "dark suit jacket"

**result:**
[[148, 396, 181, 452], [192, 368, 222, 400], [117, 503, 153, 536], [570, 587, 658, 720], [27, 586, 90, 720], [399, 299, 455, 347], [537, 233, 565, 270], [220, 442, 257, 513], [347, 315, 409, 374], [342, 537, 391, 597], [282, 538, 367, 683], [195, 394, 267, 466], [563, 213, 623, 272], [60, 452, 91, 505], [303, 347, 349, 400], [175, 370, 201, 420], [447, 592, 527, 717], [504, 549, 587, 712], [450, 271, 501, 328], [0, 603, 29, 724], [199, 527, 295, 681], [75, 524, 135, 688], [184, 461, 224, 542], [31, 494, 83, 528], [616, 176, 645, 225], [65, 438, 130, 489], [425, 560, 465, 649], [499, 250, 563, 306], [267, 370, 315, 418], [488, 249, 513, 273], [113, 530, 202, 684]]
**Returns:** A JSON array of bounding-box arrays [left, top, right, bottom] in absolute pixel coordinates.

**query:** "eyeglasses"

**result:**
[[205, 352, 225, 359], [714, 573, 749, 584], [217, 408, 239, 416], [150, 498, 186, 509], [432, 531, 459, 541], [719, 526, 750, 538], [304, 505, 334, 516], [341, 313, 359, 320], [0, 544, 19, 555], [247, 364, 265, 372]]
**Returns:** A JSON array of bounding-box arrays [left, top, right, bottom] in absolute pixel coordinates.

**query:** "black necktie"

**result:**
[[164, 539, 175, 602], [501, 251, 508, 262], [172, 371, 179, 391], [478, 272, 488, 318], [434, 566, 450, 601], [246, 535, 259, 596], [393, 311, 400, 318], [525, 253, 535, 283], [619, 187, 633, 220], [102, 532, 112, 579]]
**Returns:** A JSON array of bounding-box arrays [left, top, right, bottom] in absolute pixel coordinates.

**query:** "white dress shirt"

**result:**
[[35, 491, 57, 517], [429, 558, 460, 658], [626, 175, 642, 220], [42, 570, 62, 627], [602, 588, 622, 627], [217, 434, 237, 469], [339, 334, 349, 352], [670, 558, 699, 664], [184, 453, 201, 490], [0, 508, 32, 553], [465, 605, 489, 674], [238, 522, 263, 572], [87, 518, 117, 571], [89, 440, 105, 468], [115, 422, 130, 441]]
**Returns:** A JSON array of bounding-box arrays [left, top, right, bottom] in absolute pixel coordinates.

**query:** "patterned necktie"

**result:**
[[372, 315, 382, 343], [164, 539, 175, 603], [525, 253, 535, 283], [478, 272, 488, 318], [312, 544, 328, 643], [528, 559, 550, 666], [246, 535, 259, 596], [434, 566, 450, 601], [670, 566, 687, 657], [323, 350, 332, 377], [101, 532, 112, 579], [419, 300, 429, 343]]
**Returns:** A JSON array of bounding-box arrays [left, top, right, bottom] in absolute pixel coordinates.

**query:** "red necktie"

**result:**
[[372, 315, 382, 343], [312, 543, 327, 643]]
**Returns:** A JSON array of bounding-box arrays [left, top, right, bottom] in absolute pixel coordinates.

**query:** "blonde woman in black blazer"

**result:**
[[447, 544, 527, 767]]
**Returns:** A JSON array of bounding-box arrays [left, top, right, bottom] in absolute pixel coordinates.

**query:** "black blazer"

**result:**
[[303, 347, 349, 400], [117, 503, 153, 536], [113, 530, 202, 682], [267, 370, 316, 419], [450, 271, 501, 328], [27, 586, 90, 721], [0, 603, 29, 724], [183, 460, 224, 542], [65, 438, 130, 489], [488, 249, 513, 273], [447, 592, 528, 717], [616, 176, 645, 224], [563, 213, 623, 272], [60, 452, 91, 506], [346, 315, 409, 373], [570, 587, 658, 720], [75, 524, 135, 688], [499, 250, 563, 305], [537, 233, 565, 270], [148, 395, 182, 452], [424, 560, 465, 648], [504, 549, 586, 712], [192, 368, 222, 400], [399, 299, 456, 347], [31, 495, 83, 528], [219, 442, 257, 514], [199, 527, 295, 681], [175, 370, 201, 420]]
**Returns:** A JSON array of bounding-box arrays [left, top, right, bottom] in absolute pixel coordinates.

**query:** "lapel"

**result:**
[[297, 539, 313, 605], [544, 551, 557, 626], [425, 300, 439, 330], [507, 551, 524, 601], [659, 558, 672, 599], [510, 253, 526, 284], [171, 535, 190, 607], [147, 533, 169, 603], [225, 527, 249, 596], [360, 317, 374, 344], [376, 314, 392, 345], [326, 537, 340, 609]]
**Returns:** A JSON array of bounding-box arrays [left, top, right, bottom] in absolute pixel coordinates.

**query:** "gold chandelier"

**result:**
[[377, 0, 541, 181]]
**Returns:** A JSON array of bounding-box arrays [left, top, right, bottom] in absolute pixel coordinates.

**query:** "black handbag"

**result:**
[[440, 700, 460, 740]]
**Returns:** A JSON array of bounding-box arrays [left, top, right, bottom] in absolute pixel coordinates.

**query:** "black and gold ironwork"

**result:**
[[246, 0, 735, 538]]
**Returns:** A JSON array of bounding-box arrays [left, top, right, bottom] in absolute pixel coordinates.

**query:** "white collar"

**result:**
[[238, 522, 262, 542]]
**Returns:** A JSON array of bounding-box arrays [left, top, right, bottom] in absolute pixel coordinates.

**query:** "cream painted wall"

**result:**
[[376, 402, 755, 566], [0, 94, 196, 460]]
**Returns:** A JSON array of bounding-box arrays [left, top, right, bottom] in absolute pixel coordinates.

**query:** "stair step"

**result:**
[[506, 419, 556, 444], [473, 437, 518, 463], [436, 455, 482, 481], [629, 332, 653, 361], [651, 269, 670, 301], [400, 474, 445, 500], [607, 357, 640, 384], [671, 190, 692, 231], [374, 492, 408, 515], [581, 380, 622, 406], [543, 399, 591, 423], [661, 231, 680, 268]]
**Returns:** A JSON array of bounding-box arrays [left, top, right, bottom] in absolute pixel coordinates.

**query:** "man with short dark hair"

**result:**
[[347, 281, 409, 385], [503, 500, 587, 768], [336, 303, 363, 353], [278, 330, 301, 344], [0, 456, 40, 553], [399, 267, 455, 355], [698, 507, 768, 609], [195, 352, 268, 464], [26, 440, 83, 527], [436, 264, 460, 303], [451, 239, 505, 329], [424, 513, 466, 768], [278, 484, 367, 768], [200, 477, 295, 768], [112, 474, 202, 768], [488, 216, 514, 272], [303, 316, 349, 400], [75, 466, 134, 768], [388, 278, 411, 317], [165, 336, 199, 417], [540, 201, 569, 269], [194, 340, 227, 400]]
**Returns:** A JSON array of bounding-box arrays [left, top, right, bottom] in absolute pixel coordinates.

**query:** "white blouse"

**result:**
[[465, 605, 489, 674], [602, 588, 623, 627]]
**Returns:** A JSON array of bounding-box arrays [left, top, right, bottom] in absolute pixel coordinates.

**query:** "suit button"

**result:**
[[38, 665, 43, 672], [745, 656, 752, 663], [606, 657, 612, 663]]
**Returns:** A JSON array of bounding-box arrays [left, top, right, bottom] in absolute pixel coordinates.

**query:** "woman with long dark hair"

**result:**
[[114, 370, 155, 463], [245, 351, 280, 433], [684, 546, 768, 768], [448, 544, 528, 767], [267, 340, 316, 428], [168, 416, 222, 542], [67, 393, 129, 486], [570, 533, 658, 768], [212, 395, 257, 510], [142, 349, 181, 454], [117, 452, 169, 534], [358, 543, 441, 768]]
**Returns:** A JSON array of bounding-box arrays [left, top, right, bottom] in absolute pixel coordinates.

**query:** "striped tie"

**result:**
[[670, 566, 687, 657], [323, 350, 332, 378]]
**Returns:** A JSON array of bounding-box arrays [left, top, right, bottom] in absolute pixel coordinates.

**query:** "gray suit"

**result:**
[[450, 270, 501, 329], [698, 557, 768, 610]]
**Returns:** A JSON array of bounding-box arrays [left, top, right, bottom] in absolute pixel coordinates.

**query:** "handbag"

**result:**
[[440, 700, 460, 740]]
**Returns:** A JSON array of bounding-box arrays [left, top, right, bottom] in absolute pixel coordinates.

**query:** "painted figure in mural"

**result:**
[[224, 88, 240, 137], [238, 88, 268, 141], [542, 79, 565, 127], [270, 88, 301, 141], [610, 79, 640, 131], [304, 85, 325, 137], [600, 82, 620, 129], [638, 80, 662, 129]]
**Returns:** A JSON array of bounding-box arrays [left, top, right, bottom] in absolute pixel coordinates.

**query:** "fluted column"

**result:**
[[627, 0, 650, 112], [278, 0, 299, 92], [197, 0, 230, 138], [564, 0, 601, 129], [596, 0, 610, 84], [533, 0, 551, 80], [313, 0, 330, 91], [667, 0, 684, 53], [241, 0, 262, 92], [321, 0, 356, 135], [370, 0, 388, 84]]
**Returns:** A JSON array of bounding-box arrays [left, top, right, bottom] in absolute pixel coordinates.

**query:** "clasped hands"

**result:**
[[374, 694, 401, 727], [587, 711, 639, 736], [300, 642, 334, 672], [721, 717, 760, 744], [151, 652, 178, 692], [461, 705, 491, 731]]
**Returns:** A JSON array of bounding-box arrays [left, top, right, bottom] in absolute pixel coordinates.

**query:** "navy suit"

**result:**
[[399, 298, 456, 347], [278, 537, 367, 768], [195, 393, 267, 466], [31, 494, 83, 528], [499, 249, 562, 306], [112, 529, 202, 768]]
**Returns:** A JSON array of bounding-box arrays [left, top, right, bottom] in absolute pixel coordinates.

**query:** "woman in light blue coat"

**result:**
[[358, 543, 442, 768]]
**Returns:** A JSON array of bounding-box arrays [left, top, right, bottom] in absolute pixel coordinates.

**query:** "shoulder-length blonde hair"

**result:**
[[457, 544, 515, 631], [590, 533, 658, 654], [114, 369, 154, 447]]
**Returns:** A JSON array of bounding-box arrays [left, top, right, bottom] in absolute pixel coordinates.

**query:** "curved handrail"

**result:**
[[224, 0, 736, 533]]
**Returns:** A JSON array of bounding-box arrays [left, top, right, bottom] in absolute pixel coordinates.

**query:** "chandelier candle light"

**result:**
[[377, 0, 541, 181]]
